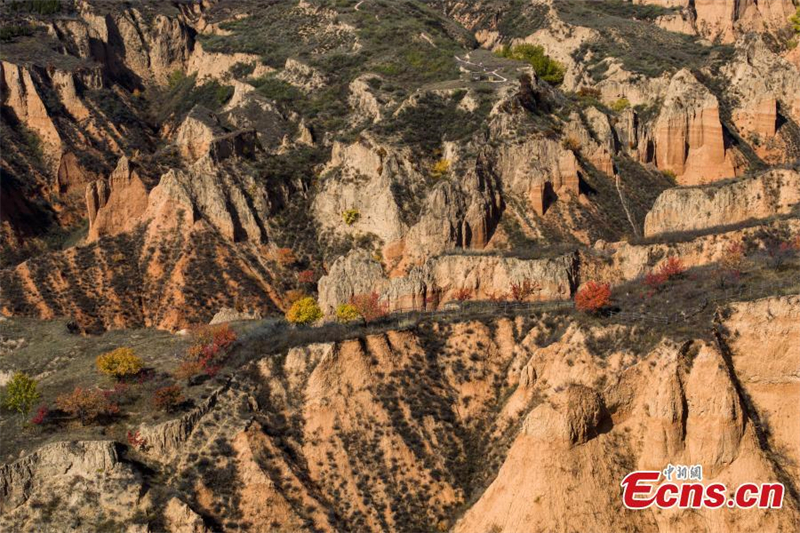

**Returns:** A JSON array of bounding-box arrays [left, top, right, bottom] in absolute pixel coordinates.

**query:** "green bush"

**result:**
[[0, 24, 34, 42], [497, 44, 565, 85], [2, 372, 41, 415], [610, 98, 630, 112], [286, 297, 323, 325], [149, 71, 233, 125], [8, 0, 61, 15], [335, 303, 361, 323]]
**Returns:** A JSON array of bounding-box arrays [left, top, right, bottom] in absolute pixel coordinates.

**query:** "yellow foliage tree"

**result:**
[[286, 297, 323, 325], [430, 159, 451, 179], [335, 303, 361, 323], [96, 348, 143, 380]]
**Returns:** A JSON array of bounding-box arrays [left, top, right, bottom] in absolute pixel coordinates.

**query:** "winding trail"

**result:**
[[455, 55, 508, 83]]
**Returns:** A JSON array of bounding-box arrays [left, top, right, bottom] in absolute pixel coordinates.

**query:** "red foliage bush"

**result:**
[[643, 271, 667, 290], [575, 281, 611, 313], [658, 256, 685, 279], [453, 288, 472, 301], [30, 404, 49, 425], [176, 324, 237, 381], [127, 430, 147, 449], [642, 256, 686, 294], [297, 269, 315, 284], [153, 385, 184, 412], [350, 292, 388, 323]]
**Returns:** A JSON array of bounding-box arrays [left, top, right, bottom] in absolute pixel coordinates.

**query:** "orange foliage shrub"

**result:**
[[275, 247, 296, 266], [575, 281, 611, 313], [350, 292, 388, 323], [510, 279, 541, 301], [56, 387, 119, 425]]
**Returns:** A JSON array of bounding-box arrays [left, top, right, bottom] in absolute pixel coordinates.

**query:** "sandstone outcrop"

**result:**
[[317, 248, 577, 316], [723, 35, 800, 161], [0, 61, 62, 161], [587, 218, 800, 283], [85, 156, 149, 242], [653, 69, 736, 185], [0, 441, 143, 531], [722, 296, 800, 482], [276, 58, 327, 93], [635, 0, 796, 43], [644, 168, 800, 237], [175, 106, 260, 164]]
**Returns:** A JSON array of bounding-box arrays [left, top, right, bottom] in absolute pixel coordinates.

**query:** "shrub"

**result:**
[[561, 136, 581, 152], [335, 303, 361, 323], [575, 281, 611, 313], [297, 269, 315, 284], [430, 159, 451, 179], [1, 372, 41, 415], [127, 430, 147, 450], [0, 24, 34, 42], [56, 387, 118, 425], [153, 385, 184, 412], [720, 241, 745, 272], [275, 247, 296, 266], [453, 288, 472, 301], [791, 6, 800, 35], [510, 279, 541, 301], [30, 404, 49, 425], [642, 256, 685, 292], [643, 271, 667, 291], [177, 324, 238, 381], [286, 297, 323, 325], [8, 0, 62, 15], [350, 292, 388, 323], [577, 87, 601, 98], [496, 44, 565, 85], [96, 348, 143, 380], [659, 256, 685, 279], [661, 169, 677, 180], [610, 98, 630, 112], [342, 209, 360, 226]]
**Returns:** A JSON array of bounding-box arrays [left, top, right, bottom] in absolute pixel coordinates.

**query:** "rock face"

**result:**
[[209, 307, 263, 325], [314, 137, 418, 246], [7, 293, 799, 532], [723, 296, 800, 483], [0, 441, 143, 531], [0, 61, 62, 160], [723, 35, 800, 162], [49, 5, 193, 86], [317, 249, 577, 315], [175, 106, 261, 164], [586, 218, 800, 283], [86, 156, 149, 242], [653, 70, 736, 185], [454, 331, 800, 533], [644, 168, 800, 237], [635, 0, 796, 43]]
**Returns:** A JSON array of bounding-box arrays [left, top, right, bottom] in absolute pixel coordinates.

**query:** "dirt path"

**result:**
[[454, 55, 508, 83]]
